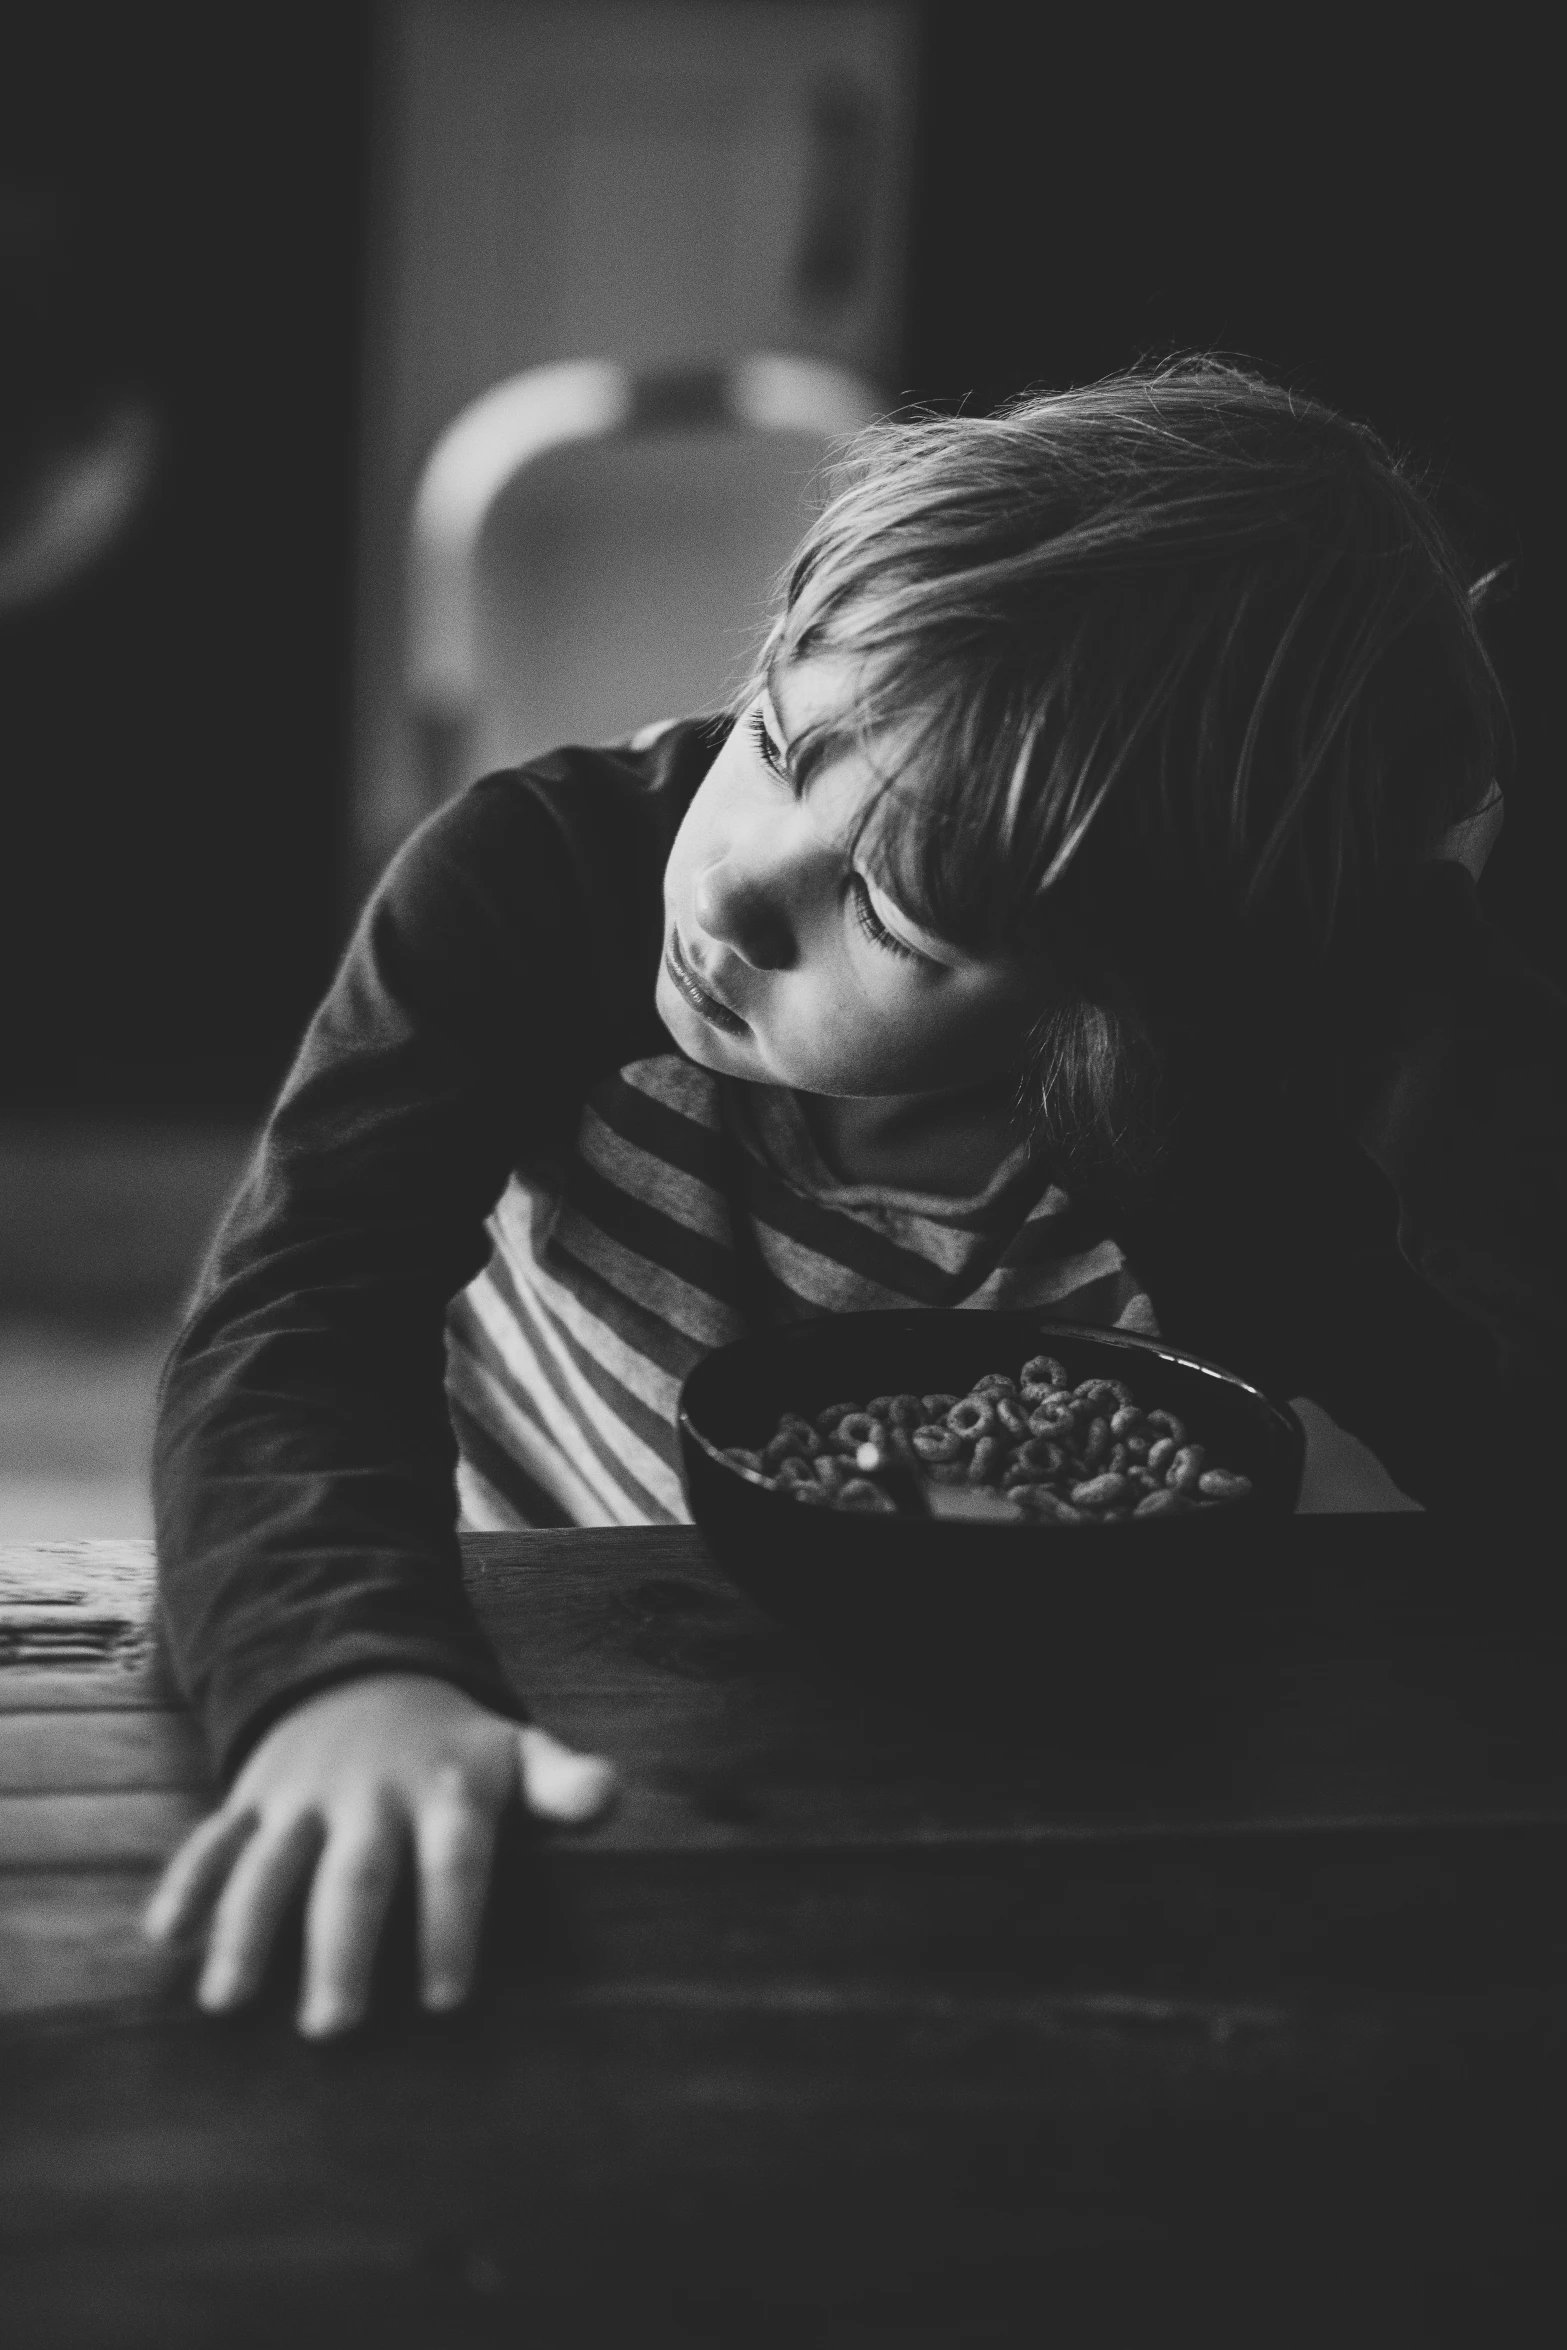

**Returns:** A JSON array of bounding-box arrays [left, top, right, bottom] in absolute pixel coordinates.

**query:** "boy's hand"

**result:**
[[140, 1675, 616, 2038]]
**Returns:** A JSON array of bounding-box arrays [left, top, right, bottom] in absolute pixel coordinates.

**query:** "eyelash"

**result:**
[[747, 705, 919, 962], [746, 706, 791, 784], [849, 871, 918, 960]]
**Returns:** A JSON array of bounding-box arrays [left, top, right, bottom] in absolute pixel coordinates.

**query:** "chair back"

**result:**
[[407, 354, 884, 802]]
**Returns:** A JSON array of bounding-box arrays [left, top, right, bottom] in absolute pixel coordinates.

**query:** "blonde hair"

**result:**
[[729, 352, 1512, 1204]]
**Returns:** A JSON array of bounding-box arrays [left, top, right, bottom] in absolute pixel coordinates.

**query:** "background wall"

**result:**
[[0, 4, 372, 1116], [1, 4, 373, 1533]]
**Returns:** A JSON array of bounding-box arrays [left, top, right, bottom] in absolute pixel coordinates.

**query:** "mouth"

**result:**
[[665, 928, 749, 1038]]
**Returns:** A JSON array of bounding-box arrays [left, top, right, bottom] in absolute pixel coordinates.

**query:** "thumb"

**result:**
[[516, 1724, 618, 1825]]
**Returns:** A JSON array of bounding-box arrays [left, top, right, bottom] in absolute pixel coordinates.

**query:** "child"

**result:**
[[143, 354, 1566, 2036]]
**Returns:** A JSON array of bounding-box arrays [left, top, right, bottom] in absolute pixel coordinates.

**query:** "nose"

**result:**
[[692, 855, 796, 970]]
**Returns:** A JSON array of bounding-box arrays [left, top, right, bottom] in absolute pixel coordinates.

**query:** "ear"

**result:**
[[1427, 787, 1504, 882]]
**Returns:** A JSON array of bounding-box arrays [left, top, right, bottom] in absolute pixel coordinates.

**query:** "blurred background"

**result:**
[[1, 1, 1554, 1539]]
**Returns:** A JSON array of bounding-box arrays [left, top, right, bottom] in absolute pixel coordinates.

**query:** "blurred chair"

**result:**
[[405, 353, 885, 805]]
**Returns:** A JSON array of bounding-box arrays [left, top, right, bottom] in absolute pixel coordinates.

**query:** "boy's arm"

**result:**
[[153, 764, 667, 1784]]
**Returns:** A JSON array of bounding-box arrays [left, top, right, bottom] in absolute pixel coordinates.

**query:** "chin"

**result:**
[[655, 975, 752, 1074]]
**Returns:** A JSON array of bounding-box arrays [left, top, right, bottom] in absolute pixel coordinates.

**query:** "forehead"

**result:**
[[764, 650, 864, 766], [763, 651, 926, 827]]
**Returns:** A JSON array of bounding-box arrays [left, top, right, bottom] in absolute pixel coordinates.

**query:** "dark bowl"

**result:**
[[678, 1312, 1307, 1684]]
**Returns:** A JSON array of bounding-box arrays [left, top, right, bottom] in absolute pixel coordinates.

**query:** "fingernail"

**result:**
[[198, 1965, 237, 2010], [562, 1758, 617, 1818], [299, 1998, 354, 2039], [423, 1981, 464, 2014], [520, 1733, 618, 1821]]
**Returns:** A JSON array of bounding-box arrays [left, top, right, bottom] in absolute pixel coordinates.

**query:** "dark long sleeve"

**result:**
[[152, 726, 715, 1781]]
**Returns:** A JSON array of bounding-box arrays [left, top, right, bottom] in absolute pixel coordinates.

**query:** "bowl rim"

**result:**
[[677, 1312, 1305, 1519]]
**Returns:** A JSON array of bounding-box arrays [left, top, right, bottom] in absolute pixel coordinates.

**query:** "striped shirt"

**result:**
[[445, 1050, 1161, 1529]]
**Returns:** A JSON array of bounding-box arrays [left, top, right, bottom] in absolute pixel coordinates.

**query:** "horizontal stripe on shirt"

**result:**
[[446, 1054, 1161, 1529]]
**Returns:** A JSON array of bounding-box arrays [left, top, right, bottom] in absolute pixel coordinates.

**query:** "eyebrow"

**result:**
[[762, 656, 859, 794], [761, 659, 979, 967]]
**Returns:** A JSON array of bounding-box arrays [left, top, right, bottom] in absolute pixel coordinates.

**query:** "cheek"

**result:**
[[890, 1010, 1009, 1086], [661, 813, 701, 912], [663, 758, 736, 902], [887, 983, 1044, 1086], [801, 977, 1030, 1094]]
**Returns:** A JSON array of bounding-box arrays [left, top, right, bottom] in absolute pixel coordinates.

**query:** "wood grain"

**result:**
[[0, 1709, 206, 1793], [3, 1527, 1567, 2336], [0, 1537, 162, 1692], [5, 1528, 1567, 1880], [7, 1810, 1567, 2017], [1, 1969, 1560, 2347]]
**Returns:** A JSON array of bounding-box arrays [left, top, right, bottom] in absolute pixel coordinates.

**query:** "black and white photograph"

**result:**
[[2, 4, 1562, 2341]]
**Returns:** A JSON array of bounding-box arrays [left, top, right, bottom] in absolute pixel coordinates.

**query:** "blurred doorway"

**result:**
[[351, 0, 920, 902]]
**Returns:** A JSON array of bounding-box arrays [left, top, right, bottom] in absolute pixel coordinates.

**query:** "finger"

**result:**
[[414, 1767, 500, 2012], [198, 1809, 325, 2011], [517, 1726, 618, 1825], [142, 1806, 260, 1945], [296, 1796, 406, 2039]]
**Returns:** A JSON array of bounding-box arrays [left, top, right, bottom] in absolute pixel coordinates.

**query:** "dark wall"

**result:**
[[1, 5, 371, 1113], [901, 13, 1559, 983]]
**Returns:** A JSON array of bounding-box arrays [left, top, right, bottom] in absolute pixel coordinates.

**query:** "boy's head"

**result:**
[[684, 353, 1511, 1198]]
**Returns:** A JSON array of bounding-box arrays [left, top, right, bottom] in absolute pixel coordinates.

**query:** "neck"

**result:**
[[801, 1079, 1027, 1196]]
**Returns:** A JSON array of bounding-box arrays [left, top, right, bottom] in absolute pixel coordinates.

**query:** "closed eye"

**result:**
[[849, 871, 922, 961]]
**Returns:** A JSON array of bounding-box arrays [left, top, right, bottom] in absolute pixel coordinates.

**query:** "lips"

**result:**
[[666, 928, 749, 1036]]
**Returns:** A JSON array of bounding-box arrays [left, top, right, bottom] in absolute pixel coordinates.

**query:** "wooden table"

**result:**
[[3, 1523, 1566, 2346]]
